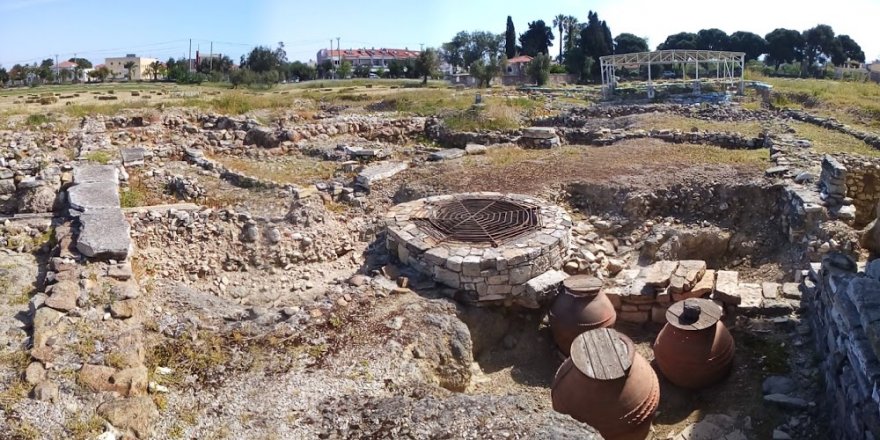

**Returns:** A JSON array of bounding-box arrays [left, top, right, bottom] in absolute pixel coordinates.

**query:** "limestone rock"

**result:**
[[78, 364, 119, 393], [669, 260, 707, 294], [68, 182, 120, 211], [713, 271, 740, 305], [15, 183, 58, 213], [74, 164, 119, 184], [32, 306, 65, 348], [32, 380, 59, 402], [641, 260, 679, 288], [110, 299, 138, 319], [674, 269, 715, 301], [428, 148, 466, 161], [737, 283, 764, 314], [97, 397, 159, 439], [77, 209, 131, 260], [24, 362, 46, 385], [44, 280, 79, 312], [356, 161, 408, 188], [111, 365, 149, 396]]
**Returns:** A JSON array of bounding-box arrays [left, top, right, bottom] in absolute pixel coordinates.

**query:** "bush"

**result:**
[[549, 64, 567, 74], [527, 53, 551, 86]]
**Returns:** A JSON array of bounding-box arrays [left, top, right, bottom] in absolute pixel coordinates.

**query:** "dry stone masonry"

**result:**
[[384, 193, 571, 308]]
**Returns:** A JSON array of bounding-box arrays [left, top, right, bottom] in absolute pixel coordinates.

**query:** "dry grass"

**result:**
[[632, 113, 764, 135], [63, 415, 105, 440], [213, 155, 341, 186], [792, 121, 880, 157]]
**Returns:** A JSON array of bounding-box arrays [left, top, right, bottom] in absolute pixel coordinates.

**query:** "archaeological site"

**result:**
[[2, 8, 880, 439]]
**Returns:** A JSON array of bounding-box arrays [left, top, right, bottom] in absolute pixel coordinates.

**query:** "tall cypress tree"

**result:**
[[505, 16, 517, 59]]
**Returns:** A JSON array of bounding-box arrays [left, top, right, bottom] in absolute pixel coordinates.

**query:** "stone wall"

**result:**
[[805, 255, 880, 439], [383, 193, 571, 308], [843, 158, 880, 227], [786, 110, 880, 149]]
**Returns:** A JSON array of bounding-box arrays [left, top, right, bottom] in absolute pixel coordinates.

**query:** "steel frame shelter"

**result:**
[[599, 50, 746, 99]]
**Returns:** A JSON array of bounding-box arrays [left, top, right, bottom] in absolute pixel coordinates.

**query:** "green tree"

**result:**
[[803, 24, 837, 76], [145, 60, 164, 81], [38, 58, 54, 82], [69, 58, 92, 83], [519, 20, 554, 57], [123, 61, 135, 80], [91, 65, 111, 82], [613, 33, 648, 54], [696, 28, 730, 50], [505, 16, 518, 59], [289, 61, 316, 81], [464, 31, 504, 68], [765, 28, 804, 71], [243, 46, 280, 73], [564, 16, 580, 52], [338, 60, 352, 79], [318, 60, 334, 79], [527, 53, 551, 85], [552, 14, 567, 61], [728, 31, 767, 62], [469, 55, 506, 88], [573, 11, 613, 80], [836, 35, 865, 63], [0, 67, 9, 85], [415, 48, 440, 84], [353, 64, 371, 78], [388, 59, 405, 78], [658, 32, 699, 50], [376, 66, 386, 78]]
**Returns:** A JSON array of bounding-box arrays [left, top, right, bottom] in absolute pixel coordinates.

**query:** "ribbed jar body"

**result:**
[[549, 290, 617, 356], [551, 343, 659, 440], [653, 320, 735, 389]]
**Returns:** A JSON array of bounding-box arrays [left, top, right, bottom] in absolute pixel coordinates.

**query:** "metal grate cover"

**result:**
[[415, 197, 542, 247]]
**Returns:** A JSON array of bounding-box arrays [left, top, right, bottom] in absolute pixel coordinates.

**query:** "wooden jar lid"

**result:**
[[570, 328, 635, 381], [563, 275, 603, 296], [665, 298, 722, 331]]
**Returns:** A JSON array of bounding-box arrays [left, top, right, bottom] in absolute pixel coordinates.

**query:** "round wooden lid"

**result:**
[[665, 298, 722, 331], [563, 275, 603, 295], [570, 328, 634, 381]]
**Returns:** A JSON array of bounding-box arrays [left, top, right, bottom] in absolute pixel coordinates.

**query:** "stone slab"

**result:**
[[465, 144, 488, 155], [121, 148, 146, 167], [77, 209, 131, 260], [428, 148, 466, 161], [68, 182, 120, 212], [669, 260, 707, 294], [525, 269, 568, 300], [713, 271, 740, 305], [641, 260, 679, 288], [521, 127, 557, 139], [73, 164, 119, 185], [762, 282, 780, 299], [355, 161, 408, 188], [737, 283, 764, 314]]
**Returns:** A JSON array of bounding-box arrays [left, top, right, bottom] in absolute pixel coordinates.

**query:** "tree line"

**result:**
[[440, 11, 870, 86]]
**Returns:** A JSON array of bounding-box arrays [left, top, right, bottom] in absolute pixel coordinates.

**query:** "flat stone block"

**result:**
[[714, 271, 740, 305], [121, 148, 146, 167], [76, 209, 131, 260], [68, 182, 120, 212], [73, 164, 119, 185], [428, 148, 466, 161], [521, 127, 557, 139], [356, 161, 408, 188]]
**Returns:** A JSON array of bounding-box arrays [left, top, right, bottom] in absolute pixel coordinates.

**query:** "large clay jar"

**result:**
[[653, 298, 735, 389], [549, 275, 617, 356], [552, 328, 659, 440]]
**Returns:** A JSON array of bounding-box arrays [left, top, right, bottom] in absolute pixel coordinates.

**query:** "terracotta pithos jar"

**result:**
[[552, 328, 660, 440], [549, 275, 617, 356], [653, 298, 735, 389]]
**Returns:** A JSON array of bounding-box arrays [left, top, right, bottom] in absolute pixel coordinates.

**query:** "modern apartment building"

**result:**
[[104, 54, 158, 81], [316, 47, 420, 70]]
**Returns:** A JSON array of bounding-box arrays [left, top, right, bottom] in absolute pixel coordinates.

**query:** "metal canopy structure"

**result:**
[[599, 50, 746, 99]]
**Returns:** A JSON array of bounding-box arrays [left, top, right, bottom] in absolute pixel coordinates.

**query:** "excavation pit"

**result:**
[[385, 192, 571, 308]]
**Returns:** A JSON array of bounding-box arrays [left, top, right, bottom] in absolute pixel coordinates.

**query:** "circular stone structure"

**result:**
[[384, 192, 571, 308]]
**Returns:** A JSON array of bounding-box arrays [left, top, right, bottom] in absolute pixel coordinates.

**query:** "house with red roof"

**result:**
[[316, 47, 420, 75]]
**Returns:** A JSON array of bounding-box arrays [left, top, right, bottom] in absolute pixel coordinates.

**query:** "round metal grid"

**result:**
[[416, 197, 542, 247]]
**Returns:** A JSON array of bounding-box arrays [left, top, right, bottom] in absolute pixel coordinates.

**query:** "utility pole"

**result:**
[[188, 38, 192, 73], [54, 54, 58, 83], [209, 42, 213, 72], [420, 43, 424, 52]]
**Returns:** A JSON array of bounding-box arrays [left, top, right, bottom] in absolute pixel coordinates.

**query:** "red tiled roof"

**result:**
[[508, 55, 533, 64], [325, 48, 420, 59], [57, 61, 78, 69]]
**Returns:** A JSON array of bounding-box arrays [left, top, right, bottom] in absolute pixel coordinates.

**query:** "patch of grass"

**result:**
[[25, 114, 51, 126], [213, 155, 340, 186], [633, 113, 764, 135], [146, 331, 231, 386], [84, 151, 112, 164], [792, 121, 880, 157], [63, 415, 105, 440], [443, 104, 521, 132], [739, 332, 791, 374], [64, 100, 155, 118], [119, 187, 145, 208], [6, 419, 40, 440], [0, 380, 30, 413]]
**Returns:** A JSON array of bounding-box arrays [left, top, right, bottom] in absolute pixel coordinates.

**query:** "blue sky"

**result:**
[[1, 0, 878, 67]]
